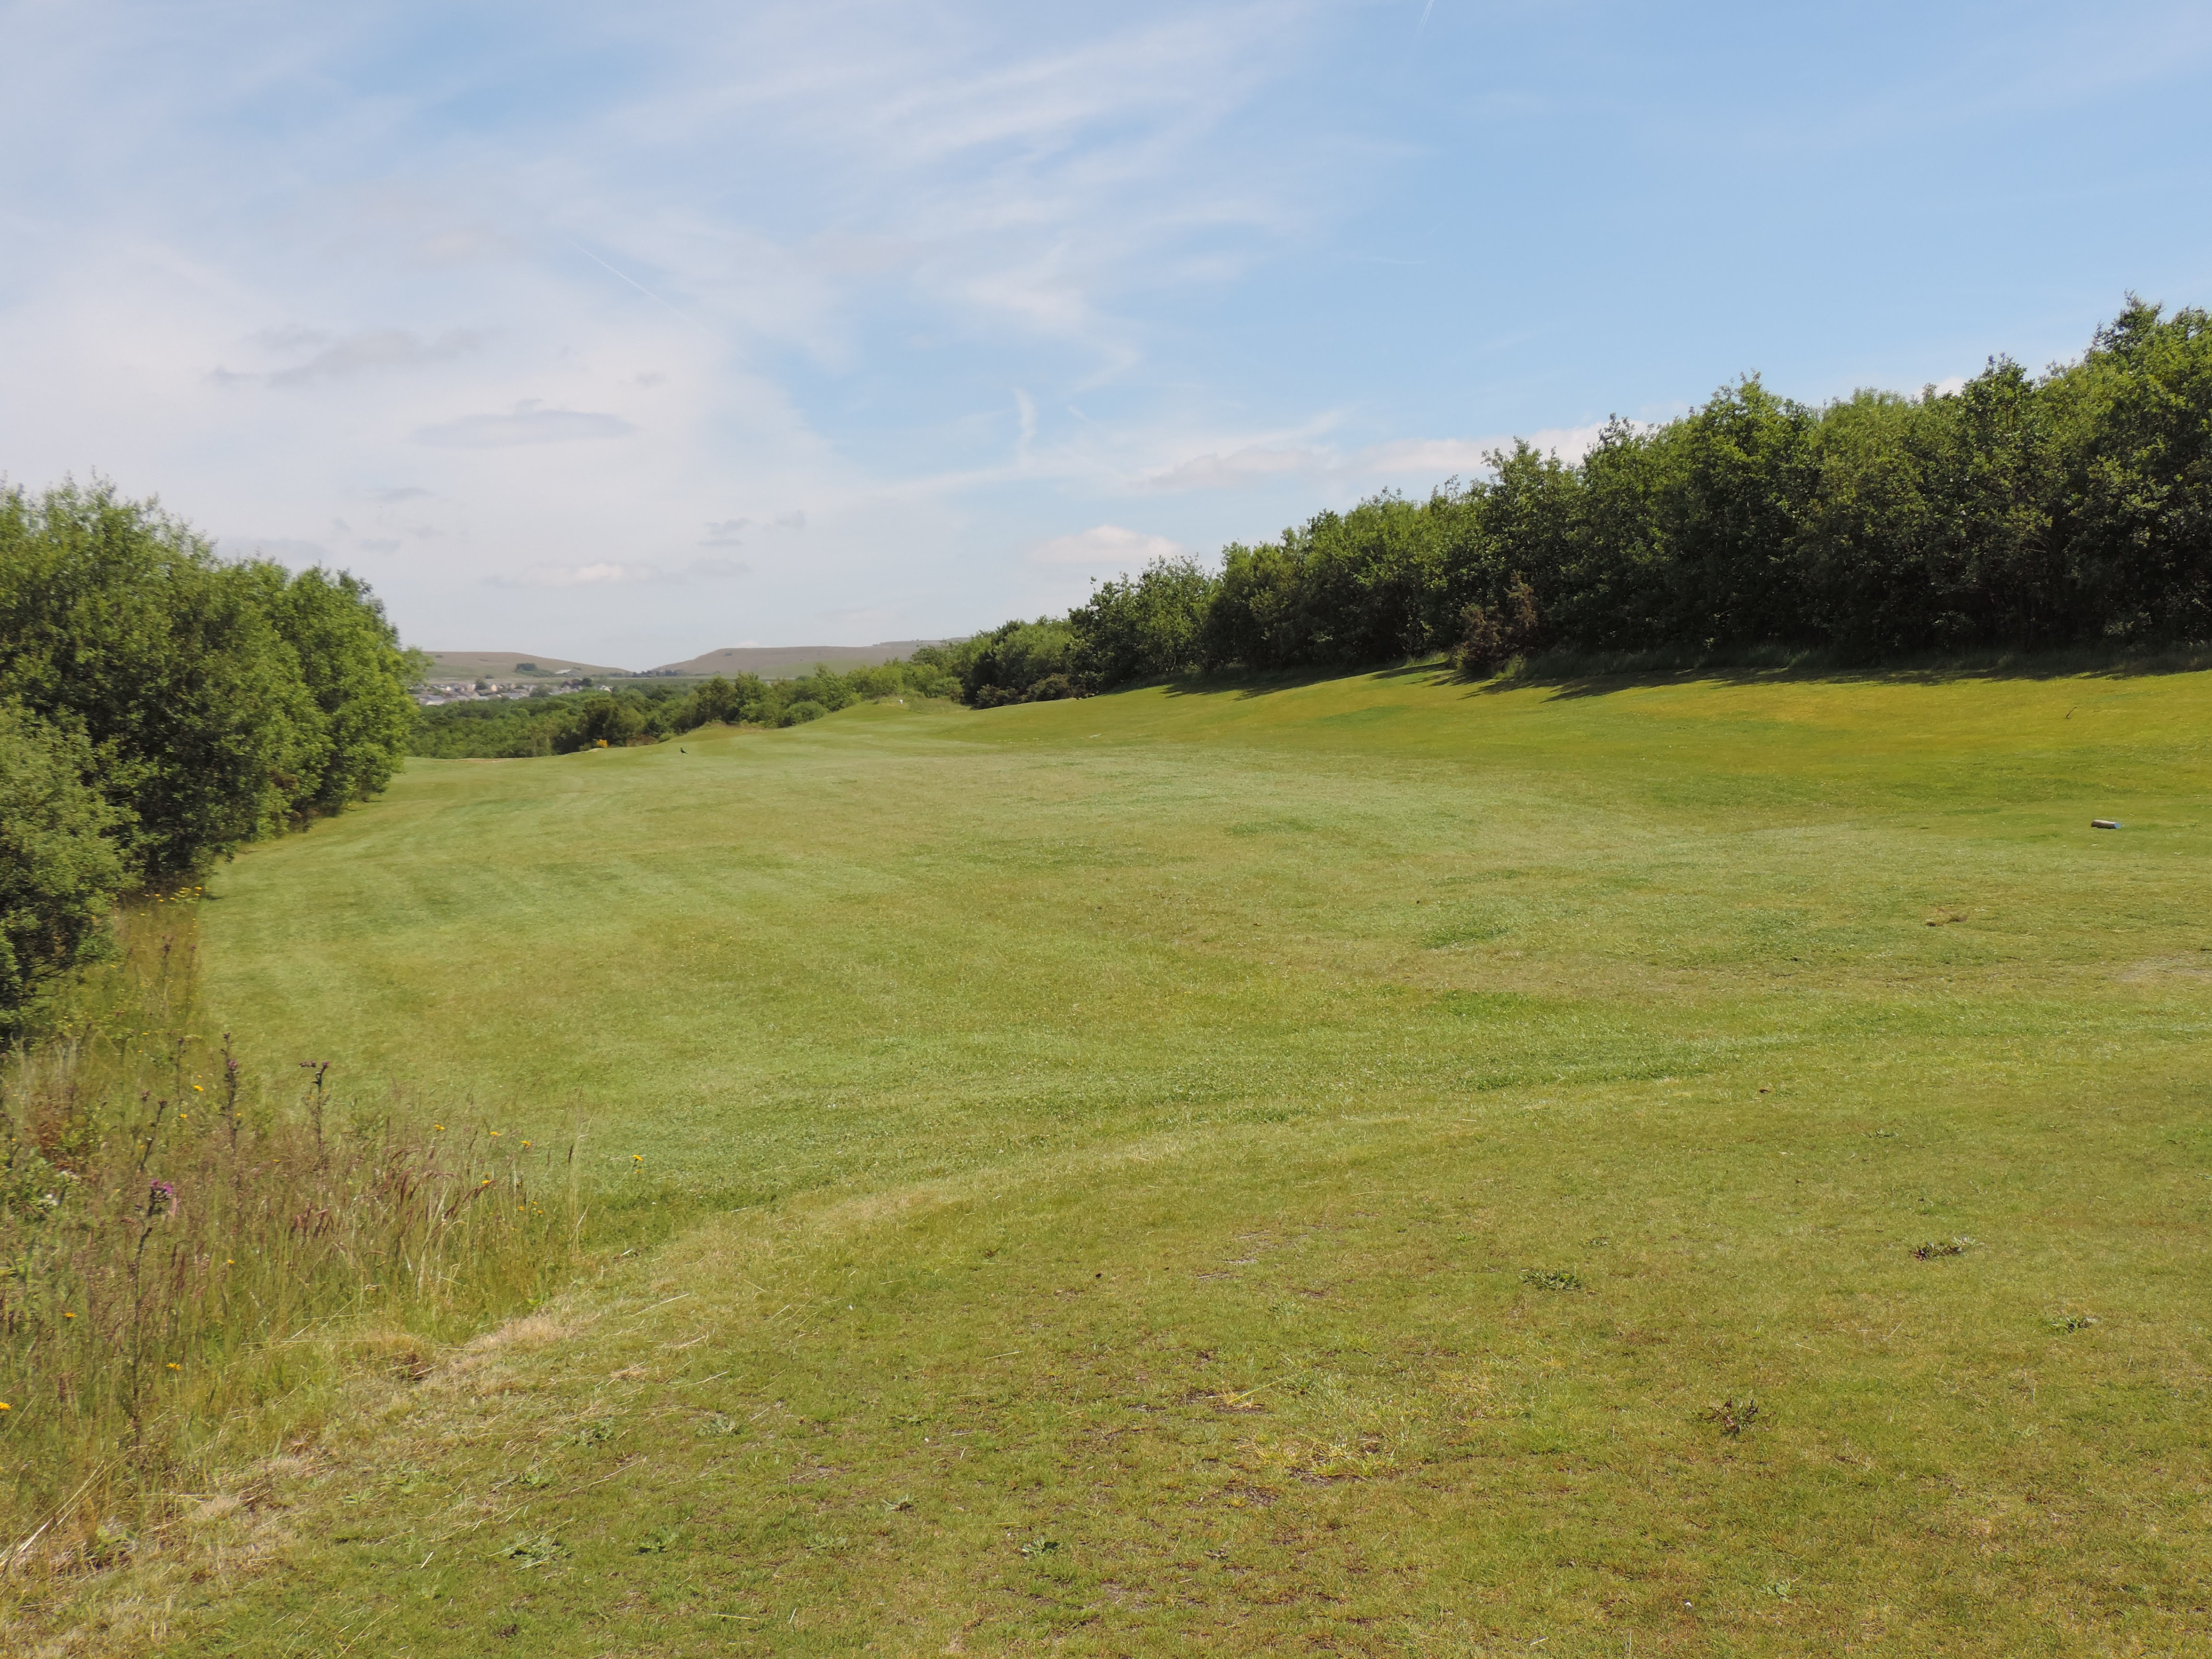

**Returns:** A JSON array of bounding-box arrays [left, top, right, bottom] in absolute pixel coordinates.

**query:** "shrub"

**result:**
[[256, 565, 419, 814], [0, 484, 325, 881], [0, 706, 125, 1036], [1452, 575, 1542, 673], [0, 481, 416, 878]]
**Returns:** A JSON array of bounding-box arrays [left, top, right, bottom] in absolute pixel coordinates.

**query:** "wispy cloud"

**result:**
[[4, 0, 2196, 661], [491, 557, 749, 588], [415, 403, 639, 449], [1028, 523, 1186, 566], [700, 511, 806, 546], [217, 535, 331, 562], [230, 328, 488, 388], [1135, 426, 1608, 492], [1137, 446, 1321, 492]]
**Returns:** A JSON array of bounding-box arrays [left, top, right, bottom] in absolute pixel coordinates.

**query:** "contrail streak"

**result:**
[[563, 239, 715, 337]]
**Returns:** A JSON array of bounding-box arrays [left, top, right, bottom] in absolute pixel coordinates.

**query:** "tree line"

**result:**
[[0, 482, 417, 1034], [935, 297, 2212, 705], [409, 658, 960, 758]]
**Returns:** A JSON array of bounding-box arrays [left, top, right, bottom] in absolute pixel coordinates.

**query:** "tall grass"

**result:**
[[0, 898, 583, 1570]]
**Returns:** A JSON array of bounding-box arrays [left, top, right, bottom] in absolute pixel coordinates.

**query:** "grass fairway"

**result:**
[[158, 664, 2210, 1654]]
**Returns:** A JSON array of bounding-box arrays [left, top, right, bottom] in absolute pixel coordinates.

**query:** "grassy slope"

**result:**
[[152, 665, 2211, 1653]]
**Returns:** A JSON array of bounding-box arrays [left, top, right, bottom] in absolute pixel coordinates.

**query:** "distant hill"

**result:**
[[420, 651, 629, 680], [648, 641, 948, 678]]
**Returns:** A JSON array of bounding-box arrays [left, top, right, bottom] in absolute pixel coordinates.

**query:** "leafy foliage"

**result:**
[[262, 566, 418, 813], [0, 480, 416, 1025], [947, 296, 2212, 702], [0, 483, 325, 881], [0, 706, 125, 1033]]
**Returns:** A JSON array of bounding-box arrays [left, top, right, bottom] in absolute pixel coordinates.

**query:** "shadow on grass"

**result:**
[[1486, 642, 2212, 701], [1153, 662, 1442, 702], [1144, 644, 2212, 706]]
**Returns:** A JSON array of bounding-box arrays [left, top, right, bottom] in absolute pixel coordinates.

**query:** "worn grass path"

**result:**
[[108, 665, 2212, 1652]]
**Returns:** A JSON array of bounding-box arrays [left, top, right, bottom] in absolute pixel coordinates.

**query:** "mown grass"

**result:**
[[25, 661, 2212, 1653]]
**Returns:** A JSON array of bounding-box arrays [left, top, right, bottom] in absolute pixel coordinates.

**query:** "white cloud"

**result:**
[[1028, 523, 1187, 567], [414, 403, 640, 449]]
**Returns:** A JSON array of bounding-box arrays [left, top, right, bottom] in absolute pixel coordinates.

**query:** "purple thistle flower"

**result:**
[[147, 1181, 175, 1217]]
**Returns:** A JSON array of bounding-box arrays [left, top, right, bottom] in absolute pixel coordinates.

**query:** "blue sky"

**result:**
[[5, 0, 2210, 667]]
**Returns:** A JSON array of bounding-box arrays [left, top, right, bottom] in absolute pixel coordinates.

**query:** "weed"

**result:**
[[1020, 1538, 1062, 1558], [635, 1526, 681, 1554], [1704, 1397, 1761, 1437], [499, 1532, 565, 1568], [1913, 1237, 1978, 1260], [695, 1412, 741, 1437], [1521, 1269, 1583, 1292], [2050, 1314, 2099, 1333]]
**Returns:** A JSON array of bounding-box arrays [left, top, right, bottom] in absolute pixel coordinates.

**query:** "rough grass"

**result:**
[[22, 662, 2212, 1654], [0, 909, 585, 1620]]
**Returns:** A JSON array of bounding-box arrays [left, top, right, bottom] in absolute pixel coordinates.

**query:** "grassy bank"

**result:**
[[0, 907, 585, 1618], [34, 662, 2212, 1653]]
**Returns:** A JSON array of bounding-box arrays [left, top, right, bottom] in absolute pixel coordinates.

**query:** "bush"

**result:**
[[264, 567, 419, 811], [0, 484, 322, 880], [0, 481, 417, 880], [0, 706, 125, 1035], [943, 618, 1083, 705], [1451, 575, 1542, 673]]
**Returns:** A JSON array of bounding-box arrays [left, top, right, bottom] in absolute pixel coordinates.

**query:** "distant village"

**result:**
[[414, 673, 597, 706]]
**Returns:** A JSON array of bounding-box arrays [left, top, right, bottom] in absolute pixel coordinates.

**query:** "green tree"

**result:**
[[1069, 556, 1218, 685], [953, 619, 1081, 705], [264, 566, 419, 813], [2051, 296, 2212, 640]]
